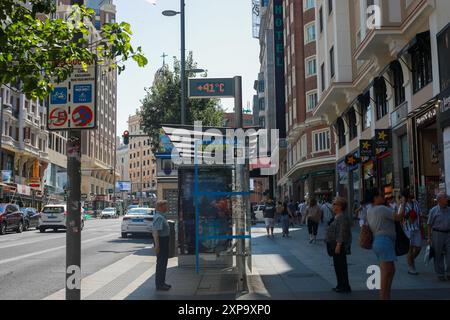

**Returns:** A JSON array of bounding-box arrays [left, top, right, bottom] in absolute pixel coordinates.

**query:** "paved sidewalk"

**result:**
[[44, 245, 237, 300], [240, 222, 450, 300]]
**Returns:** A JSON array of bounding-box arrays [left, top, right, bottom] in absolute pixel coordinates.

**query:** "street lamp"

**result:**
[[162, 0, 186, 125]]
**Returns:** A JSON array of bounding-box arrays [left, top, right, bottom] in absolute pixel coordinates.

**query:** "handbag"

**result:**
[[395, 221, 410, 256], [359, 224, 373, 250]]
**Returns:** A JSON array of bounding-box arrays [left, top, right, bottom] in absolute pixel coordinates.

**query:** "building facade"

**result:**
[[313, 0, 450, 215], [128, 110, 157, 205], [276, 0, 336, 202]]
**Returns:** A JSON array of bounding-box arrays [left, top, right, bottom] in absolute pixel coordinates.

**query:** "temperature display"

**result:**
[[189, 78, 235, 98]]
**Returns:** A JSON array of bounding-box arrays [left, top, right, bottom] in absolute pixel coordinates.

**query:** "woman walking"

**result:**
[[280, 201, 291, 237], [305, 198, 322, 243], [366, 189, 405, 300], [326, 197, 352, 293]]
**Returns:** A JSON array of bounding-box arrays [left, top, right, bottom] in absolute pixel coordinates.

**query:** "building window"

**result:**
[[313, 130, 331, 152], [330, 46, 335, 78], [306, 57, 317, 77], [259, 98, 265, 110], [347, 108, 357, 141], [359, 92, 372, 131], [337, 117, 346, 148], [328, 0, 333, 14], [321, 63, 325, 92], [374, 77, 388, 120], [409, 32, 433, 94], [305, 23, 316, 43], [258, 80, 265, 92], [300, 134, 307, 157], [306, 91, 318, 112], [319, 7, 323, 33], [390, 61, 405, 107], [304, 0, 315, 10]]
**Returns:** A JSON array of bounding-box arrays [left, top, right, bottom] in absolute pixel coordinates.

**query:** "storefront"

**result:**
[[293, 166, 335, 202], [412, 100, 440, 214]]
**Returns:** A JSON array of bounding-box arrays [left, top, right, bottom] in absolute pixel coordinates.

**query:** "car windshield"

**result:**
[[103, 208, 115, 212], [127, 208, 153, 215], [20, 208, 27, 213], [43, 207, 65, 214]]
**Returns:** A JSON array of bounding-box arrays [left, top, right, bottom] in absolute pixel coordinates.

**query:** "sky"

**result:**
[[114, 0, 261, 135]]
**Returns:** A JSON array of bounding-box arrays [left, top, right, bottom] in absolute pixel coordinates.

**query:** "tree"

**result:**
[[0, 0, 147, 99], [140, 52, 224, 152]]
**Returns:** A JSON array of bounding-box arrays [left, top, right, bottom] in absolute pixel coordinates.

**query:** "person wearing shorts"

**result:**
[[263, 197, 276, 238], [399, 191, 422, 275], [367, 189, 405, 300]]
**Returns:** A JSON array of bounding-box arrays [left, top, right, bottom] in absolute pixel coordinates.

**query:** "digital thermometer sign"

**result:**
[[188, 78, 235, 98]]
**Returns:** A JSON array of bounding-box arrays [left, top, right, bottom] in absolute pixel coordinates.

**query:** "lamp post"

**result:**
[[162, 0, 186, 125]]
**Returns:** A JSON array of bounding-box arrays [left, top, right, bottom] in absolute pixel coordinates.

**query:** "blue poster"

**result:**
[[73, 84, 92, 104], [50, 88, 68, 105]]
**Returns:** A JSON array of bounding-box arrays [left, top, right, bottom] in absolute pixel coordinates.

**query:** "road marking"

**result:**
[[0, 233, 116, 266]]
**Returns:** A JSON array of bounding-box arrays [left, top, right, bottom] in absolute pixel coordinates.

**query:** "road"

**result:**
[[0, 218, 152, 300]]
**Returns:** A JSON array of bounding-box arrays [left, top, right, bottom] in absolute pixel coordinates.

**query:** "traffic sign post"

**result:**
[[188, 78, 235, 98]]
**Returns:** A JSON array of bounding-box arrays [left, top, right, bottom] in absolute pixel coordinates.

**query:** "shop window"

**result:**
[[374, 77, 388, 120], [358, 92, 372, 131], [409, 31, 433, 93], [337, 118, 346, 148], [347, 108, 357, 141], [390, 61, 405, 107]]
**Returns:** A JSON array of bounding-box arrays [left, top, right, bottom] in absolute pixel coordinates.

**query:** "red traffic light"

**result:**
[[123, 130, 129, 137]]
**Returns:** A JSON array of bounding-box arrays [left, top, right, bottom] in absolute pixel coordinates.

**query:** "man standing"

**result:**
[[321, 197, 333, 225], [153, 200, 171, 291], [263, 197, 276, 238], [427, 192, 450, 281], [288, 199, 298, 226], [298, 199, 308, 226]]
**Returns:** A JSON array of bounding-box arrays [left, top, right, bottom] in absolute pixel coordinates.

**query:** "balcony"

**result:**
[[2, 135, 20, 152], [354, 0, 434, 61], [313, 83, 358, 125]]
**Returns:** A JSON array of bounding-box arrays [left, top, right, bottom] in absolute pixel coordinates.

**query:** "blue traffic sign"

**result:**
[[73, 84, 92, 104], [50, 88, 68, 105]]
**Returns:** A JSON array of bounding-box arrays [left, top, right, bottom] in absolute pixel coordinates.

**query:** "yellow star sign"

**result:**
[[378, 131, 387, 141], [347, 156, 356, 165], [362, 141, 371, 150]]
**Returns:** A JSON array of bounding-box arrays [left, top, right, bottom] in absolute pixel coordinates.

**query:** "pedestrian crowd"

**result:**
[[259, 188, 450, 300]]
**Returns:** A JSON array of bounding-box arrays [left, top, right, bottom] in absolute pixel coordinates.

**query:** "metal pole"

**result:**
[[0, 96, 4, 170], [180, 0, 186, 125], [234, 76, 247, 292], [140, 143, 143, 206], [66, 0, 84, 300]]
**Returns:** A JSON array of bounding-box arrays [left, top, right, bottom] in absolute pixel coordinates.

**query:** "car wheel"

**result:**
[[0, 222, 6, 235], [16, 221, 24, 233], [121, 232, 127, 238], [39, 227, 46, 233], [23, 221, 29, 232]]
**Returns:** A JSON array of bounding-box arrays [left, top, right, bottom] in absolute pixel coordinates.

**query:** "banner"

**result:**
[[375, 129, 392, 149], [116, 181, 131, 192], [1, 170, 12, 183], [360, 139, 375, 157], [252, 0, 261, 38]]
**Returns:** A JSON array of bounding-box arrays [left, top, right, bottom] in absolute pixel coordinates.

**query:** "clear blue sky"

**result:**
[[114, 0, 260, 135]]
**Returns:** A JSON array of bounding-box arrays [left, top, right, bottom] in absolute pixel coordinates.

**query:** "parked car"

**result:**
[[39, 204, 85, 233], [19, 207, 40, 231], [100, 207, 118, 219], [253, 204, 265, 223], [121, 207, 155, 238], [0, 204, 24, 235]]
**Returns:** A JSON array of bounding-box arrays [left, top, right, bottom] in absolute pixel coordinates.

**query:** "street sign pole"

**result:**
[[234, 76, 247, 293], [66, 0, 84, 301]]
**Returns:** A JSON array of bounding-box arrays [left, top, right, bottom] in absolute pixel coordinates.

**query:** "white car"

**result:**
[[253, 204, 265, 222], [121, 207, 155, 238], [100, 207, 117, 219], [39, 204, 85, 233]]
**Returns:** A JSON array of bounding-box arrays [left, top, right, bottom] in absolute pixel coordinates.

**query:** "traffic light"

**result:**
[[123, 130, 130, 145]]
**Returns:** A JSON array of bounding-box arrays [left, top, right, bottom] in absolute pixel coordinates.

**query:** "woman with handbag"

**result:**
[[325, 197, 352, 293], [305, 198, 322, 243], [367, 189, 405, 300]]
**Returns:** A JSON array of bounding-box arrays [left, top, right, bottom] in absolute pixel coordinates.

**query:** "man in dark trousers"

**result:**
[[153, 200, 171, 291]]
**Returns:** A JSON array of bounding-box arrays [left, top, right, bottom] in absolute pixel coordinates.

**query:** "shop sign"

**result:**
[[337, 161, 348, 185], [360, 140, 375, 157], [1, 170, 12, 183], [375, 129, 392, 149], [17, 184, 31, 196], [345, 153, 360, 167], [416, 108, 437, 126]]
